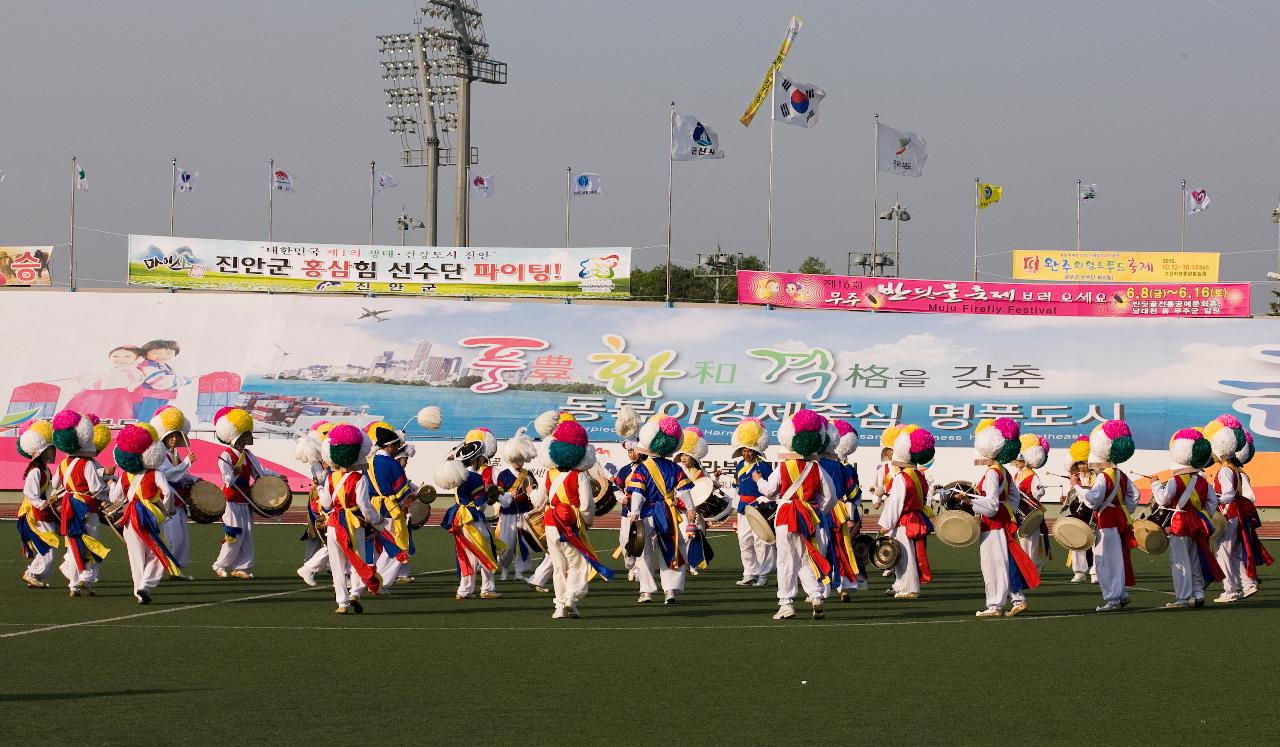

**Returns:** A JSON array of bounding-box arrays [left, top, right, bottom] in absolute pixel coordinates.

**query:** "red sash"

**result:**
[[976, 467, 1040, 590], [324, 471, 381, 594], [895, 468, 932, 584]]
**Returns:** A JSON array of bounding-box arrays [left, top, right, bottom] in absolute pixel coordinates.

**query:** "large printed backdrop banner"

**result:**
[[1, 292, 1277, 501], [126, 234, 631, 298]]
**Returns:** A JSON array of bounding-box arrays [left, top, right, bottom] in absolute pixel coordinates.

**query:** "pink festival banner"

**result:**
[[736, 270, 1251, 318]]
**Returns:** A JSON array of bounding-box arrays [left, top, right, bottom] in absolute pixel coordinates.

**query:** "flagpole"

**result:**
[[871, 114, 880, 276], [170, 157, 177, 237], [666, 102, 674, 305], [369, 161, 376, 245], [268, 158, 274, 242], [1180, 178, 1186, 252], [69, 155, 77, 292], [564, 166, 571, 248], [767, 70, 776, 270], [972, 178, 980, 282], [1075, 179, 1082, 252]]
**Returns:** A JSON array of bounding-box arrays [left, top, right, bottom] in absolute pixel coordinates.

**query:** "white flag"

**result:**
[[1186, 187, 1210, 215], [273, 168, 294, 192], [470, 174, 493, 198], [571, 172, 601, 196], [876, 122, 928, 177], [76, 164, 88, 191], [773, 72, 825, 128], [374, 171, 396, 193], [176, 167, 197, 192], [671, 113, 725, 161], [0, 169, 6, 183], [1080, 183, 1098, 202]]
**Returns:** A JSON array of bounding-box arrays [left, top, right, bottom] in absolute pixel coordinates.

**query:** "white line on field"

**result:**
[[0, 568, 454, 639]]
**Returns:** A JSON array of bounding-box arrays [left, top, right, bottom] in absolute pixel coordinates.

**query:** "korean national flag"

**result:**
[[773, 72, 825, 128]]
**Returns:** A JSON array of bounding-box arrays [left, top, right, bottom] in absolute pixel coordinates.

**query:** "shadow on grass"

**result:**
[[0, 687, 203, 703]]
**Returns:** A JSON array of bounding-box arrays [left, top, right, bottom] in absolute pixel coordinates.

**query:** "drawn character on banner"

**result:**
[[748, 345, 837, 402], [459, 336, 549, 394], [134, 339, 188, 421], [65, 345, 147, 422], [589, 334, 685, 399]]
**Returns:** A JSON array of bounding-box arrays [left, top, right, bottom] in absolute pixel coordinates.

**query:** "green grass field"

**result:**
[[1, 523, 1276, 744]]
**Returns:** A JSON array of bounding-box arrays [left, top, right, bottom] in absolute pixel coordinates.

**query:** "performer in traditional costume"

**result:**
[[816, 419, 857, 601], [1064, 436, 1096, 583], [833, 419, 867, 595], [531, 415, 612, 618], [624, 414, 696, 604], [612, 405, 641, 579], [364, 422, 417, 591], [496, 427, 539, 582], [965, 418, 1039, 618], [296, 421, 335, 586], [1012, 433, 1052, 572], [436, 429, 507, 600], [152, 406, 195, 579], [17, 420, 60, 589], [1151, 428, 1223, 609], [111, 424, 181, 604], [210, 407, 280, 579], [757, 410, 838, 620], [50, 409, 113, 597], [317, 424, 387, 613], [731, 417, 775, 588], [1206, 415, 1268, 603], [870, 427, 900, 577], [1074, 421, 1139, 611], [877, 425, 935, 599], [675, 426, 716, 574], [1221, 429, 1270, 598]]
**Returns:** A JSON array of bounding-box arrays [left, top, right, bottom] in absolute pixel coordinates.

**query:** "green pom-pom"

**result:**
[[995, 439, 1022, 465], [913, 447, 935, 466], [1189, 439, 1213, 470], [791, 430, 825, 457], [549, 441, 586, 469], [53, 431, 81, 454], [649, 430, 681, 457], [329, 442, 362, 469], [16, 445, 32, 460], [1111, 435, 1135, 464], [114, 449, 145, 474]]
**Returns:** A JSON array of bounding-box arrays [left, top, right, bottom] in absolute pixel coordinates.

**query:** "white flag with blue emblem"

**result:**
[[176, 167, 198, 192], [571, 172, 601, 197], [772, 72, 825, 128], [671, 113, 725, 161]]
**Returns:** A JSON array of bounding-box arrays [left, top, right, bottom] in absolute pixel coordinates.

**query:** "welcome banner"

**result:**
[[737, 270, 1250, 318], [1012, 250, 1220, 283], [126, 234, 631, 298]]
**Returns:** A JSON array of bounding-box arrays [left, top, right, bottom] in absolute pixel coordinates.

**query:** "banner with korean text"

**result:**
[[126, 234, 630, 298], [0, 246, 54, 286], [0, 291, 1277, 503], [1012, 250, 1220, 282], [737, 269, 1249, 317]]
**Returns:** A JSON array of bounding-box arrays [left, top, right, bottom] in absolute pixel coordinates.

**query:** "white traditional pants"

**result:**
[[496, 513, 532, 576], [456, 523, 496, 596], [979, 529, 1010, 611], [301, 542, 331, 575], [162, 507, 190, 569], [1090, 527, 1125, 605], [375, 548, 406, 588], [213, 502, 255, 572], [1018, 536, 1045, 571], [326, 525, 366, 606], [1215, 518, 1242, 596], [618, 513, 635, 570], [60, 514, 103, 589], [775, 526, 824, 605], [737, 511, 775, 581], [529, 553, 553, 587], [26, 521, 58, 581], [1168, 535, 1200, 603], [633, 515, 686, 594], [890, 526, 920, 595], [124, 525, 166, 593], [546, 526, 590, 608], [1070, 549, 1094, 578]]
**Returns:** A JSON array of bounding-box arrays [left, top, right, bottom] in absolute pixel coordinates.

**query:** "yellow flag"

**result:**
[[977, 183, 1003, 209], [740, 16, 804, 127]]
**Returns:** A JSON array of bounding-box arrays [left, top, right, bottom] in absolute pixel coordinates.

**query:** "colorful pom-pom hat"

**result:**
[[975, 417, 1022, 464], [1089, 420, 1135, 465], [1016, 433, 1050, 469], [731, 417, 769, 458], [214, 407, 254, 445], [114, 423, 166, 474], [892, 424, 935, 466], [777, 409, 826, 458], [1168, 427, 1213, 470]]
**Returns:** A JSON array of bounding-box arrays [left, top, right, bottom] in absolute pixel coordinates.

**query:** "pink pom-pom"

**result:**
[[1100, 419, 1130, 439], [1037, 435, 1050, 452], [116, 424, 153, 454], [1245, 432, 1254, 444], [1074, 435, 1089, 444], [1215, 414, 1242, 429], [214, 406, 235, 423], [328, 423, 363, 446], [86, 414, 101, 426], [309, 420, 331, 432], [909, 429, 935, 453], [741, 417, 764, 428], [52, 410, 81, 430], [993, 417, 1020, 440], [791, 409, 822, 433], [18, 421, 33, 435], [1173, 427, 1201, 441], [552, 420, 589, 447], [833, 419, 855, 437], [685, 426, 704, 438], [657, 416, 682, 437]]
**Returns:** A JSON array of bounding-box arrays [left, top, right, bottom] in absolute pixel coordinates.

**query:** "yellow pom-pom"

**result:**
[[227, 409, 253, 433], [879, 425, 902, 449], [139, 423, 159, 441], [156, 407, 185, 431], [365, 420, 394, 438], [680, 429, 700, 455], [735, 420, 764, 445], [30, 420, 54, 441], [316, 422, 336, 438], [974, 418, 995, 435], [1068, 439, 1091, 464], [465, 428, 486, 443], [558, 413, 576, 423], [92, 424, 112, 452], [1019, 433, 1040, 450]]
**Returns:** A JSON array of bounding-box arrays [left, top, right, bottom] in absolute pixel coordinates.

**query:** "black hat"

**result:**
[[373, 425, 403, 448], [452, 440, 485, 464]]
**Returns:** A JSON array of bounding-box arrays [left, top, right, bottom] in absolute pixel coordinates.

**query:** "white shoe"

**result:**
[[975, 608, 1002, 618], [881, 569, 893, 577], [753, 576, 768, 588], [1242, 585, 1259, 599], [296, 567, 317, 587], [773, 604, 796, 620], [552, 606, 566, 619], [1070, 572, 1087, 583], [857, 578, 869, 592], [627, 568, 636, 582], [567, 603, 581, 619], [1214, 593, 1239, 604], [637, 592, 653, 604], [1095, 602, 1121, 612], [213, 567, 228, 578], [514, 574, 529, 583], [663, 591, 677, 605], [1165, 600, 1190, 609], [810, 600, 825, 620], [735, 577, 756, 587]]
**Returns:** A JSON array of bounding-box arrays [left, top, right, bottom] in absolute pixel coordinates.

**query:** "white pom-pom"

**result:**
[[892, 431, 913, 463], [776, 420, 797, 453], [1170, 438, 1195, 467], [576, 446, 597, 471], [1208, 428, 1239, 460], [975, 428, 1005, 460], [534, 410, 560, 439], [1022, 445, 1048, 470], [416, 406, 442, 430], [293, 437, 310, 463], [434, 460, 468, 490], [141, 442, 167, 471], [615, 404, 639, 438]]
